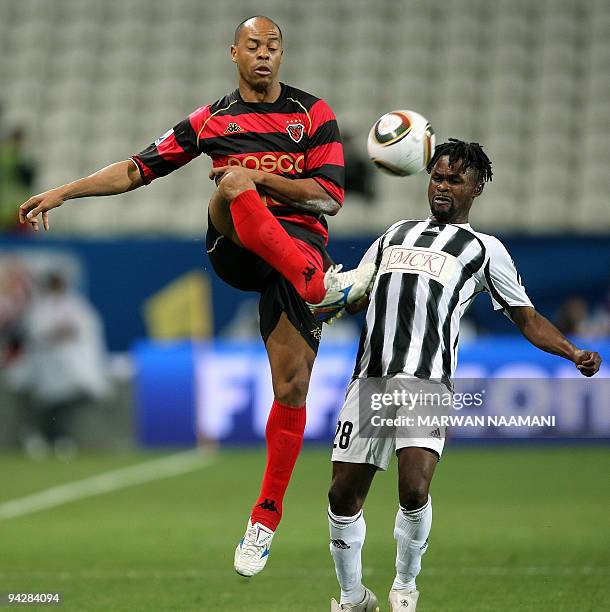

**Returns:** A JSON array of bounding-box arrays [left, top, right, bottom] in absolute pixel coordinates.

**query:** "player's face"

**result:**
[[231, 19, 283, 92], [427, 156, 483, 224]]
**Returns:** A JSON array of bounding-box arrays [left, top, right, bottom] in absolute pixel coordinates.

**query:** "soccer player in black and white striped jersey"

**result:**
[[327, 140, 602, 612]]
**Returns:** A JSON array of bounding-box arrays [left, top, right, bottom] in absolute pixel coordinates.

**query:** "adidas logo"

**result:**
[[429, 427, 441, 439], [330, 539, 351, 549], [422, 225, 442, 237]]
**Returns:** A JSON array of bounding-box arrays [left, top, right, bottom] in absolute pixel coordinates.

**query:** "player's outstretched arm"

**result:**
[[210, 166, 340, 216], [19, 159, 143, 231], [508, 305, 602, 377]]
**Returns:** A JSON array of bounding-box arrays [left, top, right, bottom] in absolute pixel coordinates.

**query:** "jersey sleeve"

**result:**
[[481, 237, 533, 314], [131, 106, 210, 184], [304, 99, 345, 205]]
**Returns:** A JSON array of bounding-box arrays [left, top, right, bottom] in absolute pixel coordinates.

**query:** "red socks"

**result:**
[[230, 191, 317, 527], [250, 400, 307, 531], [229, 190, 326, 303]]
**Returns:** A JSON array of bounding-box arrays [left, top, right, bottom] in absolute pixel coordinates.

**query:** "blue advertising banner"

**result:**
[[3, 235, 609, 350], [134, 338, 609, 447]]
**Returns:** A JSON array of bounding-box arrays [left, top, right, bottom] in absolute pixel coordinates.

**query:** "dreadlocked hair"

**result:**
[[426, 138, 493, 183]]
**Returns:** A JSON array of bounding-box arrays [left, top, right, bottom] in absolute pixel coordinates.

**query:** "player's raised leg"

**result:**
[[212, 169, 377, 315], [234, 312, 313, 577], [327, 461, 379, 611], [389, 447, 437, 611], [214, 169, 327, 302]]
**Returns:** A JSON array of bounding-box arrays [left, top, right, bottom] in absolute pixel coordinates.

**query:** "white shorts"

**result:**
[[331, 377, 448, 470]]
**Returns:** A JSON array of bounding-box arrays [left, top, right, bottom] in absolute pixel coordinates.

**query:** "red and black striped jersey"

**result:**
[[131, 83, 344, 243]]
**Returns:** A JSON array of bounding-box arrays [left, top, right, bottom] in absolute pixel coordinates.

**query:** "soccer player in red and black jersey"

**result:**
[[19, 16, 375, 578]]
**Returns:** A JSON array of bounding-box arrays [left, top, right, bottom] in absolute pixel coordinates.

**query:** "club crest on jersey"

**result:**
[[286, 123, 304, 143], [224, 122, 242, 134]]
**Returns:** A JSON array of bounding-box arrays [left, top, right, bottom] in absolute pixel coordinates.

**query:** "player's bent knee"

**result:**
[[218, 169, 256, 201]]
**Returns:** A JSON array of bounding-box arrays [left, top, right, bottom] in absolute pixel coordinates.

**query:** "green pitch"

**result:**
[[1, 446, 608, 611]]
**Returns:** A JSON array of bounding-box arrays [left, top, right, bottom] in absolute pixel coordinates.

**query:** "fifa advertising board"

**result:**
[[133, 339, 609, 447]]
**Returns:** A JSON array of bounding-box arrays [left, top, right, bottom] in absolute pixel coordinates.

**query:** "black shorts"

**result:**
[[206, 216, 323, 353]]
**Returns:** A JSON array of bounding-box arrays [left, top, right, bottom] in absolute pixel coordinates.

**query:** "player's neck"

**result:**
[[451, 213, 470, 224], [432, 213, 470, 225], [239, 80, 282, 104]]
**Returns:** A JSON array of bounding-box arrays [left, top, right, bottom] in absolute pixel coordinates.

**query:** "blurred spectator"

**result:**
[[554, 292, 610, 339], [0, 127, 36, 232], [14, 271, 110, 458], [555, 296, 589, 336], [343, 130, 376, 204], [0, 258, 33, 367]]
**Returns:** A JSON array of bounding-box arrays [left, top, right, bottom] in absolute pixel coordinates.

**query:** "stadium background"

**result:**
[[0, 1, 608, 610]]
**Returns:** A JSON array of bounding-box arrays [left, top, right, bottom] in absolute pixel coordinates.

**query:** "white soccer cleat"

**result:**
[[389, 588, 419, 611], [309, 262, 376, 323], [330, 587, 380, 611], [234, 518, 275, 577]]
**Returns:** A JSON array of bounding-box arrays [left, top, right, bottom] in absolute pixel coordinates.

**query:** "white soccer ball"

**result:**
[[367, 110, 435, 177]]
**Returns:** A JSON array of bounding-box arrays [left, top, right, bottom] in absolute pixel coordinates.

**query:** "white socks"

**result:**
[[392, 496, 432, 591], [328, 497, 432, 601], [328, 507, 367, 605]]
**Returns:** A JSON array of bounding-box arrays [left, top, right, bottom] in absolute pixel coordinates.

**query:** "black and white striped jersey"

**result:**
[[352, 219, 533, 384]]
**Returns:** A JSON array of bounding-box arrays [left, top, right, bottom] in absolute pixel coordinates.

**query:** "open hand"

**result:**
[[19, 189, 65, 231]]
